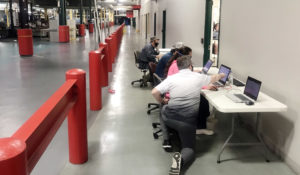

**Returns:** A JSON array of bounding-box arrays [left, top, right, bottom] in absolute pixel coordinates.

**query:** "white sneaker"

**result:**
[[169, 152, 181, 175], [196, 129, 214, 135]]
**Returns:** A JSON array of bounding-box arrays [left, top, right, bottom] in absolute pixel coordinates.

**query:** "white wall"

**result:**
[[140, 0, 207, 66], [219, 0, 300, 173]]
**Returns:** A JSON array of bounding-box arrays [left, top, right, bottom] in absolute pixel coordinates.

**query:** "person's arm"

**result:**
[[152, 88, 163, 104], [145, 46, 159, 62], [209, 73, 226, 84]]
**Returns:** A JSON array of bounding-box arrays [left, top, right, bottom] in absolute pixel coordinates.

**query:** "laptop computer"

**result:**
[[213, 64, 231, 86], [226, 76, 262, 103], [202, 59, 214, 74]]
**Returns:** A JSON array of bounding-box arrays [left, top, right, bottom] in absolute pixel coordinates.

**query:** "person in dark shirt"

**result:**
[[155, 42, 184, 78], [139, 36, 162, 69]]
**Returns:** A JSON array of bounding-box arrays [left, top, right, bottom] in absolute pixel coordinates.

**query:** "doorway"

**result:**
[[154, 13, 156, 36], [203, 0, 221, 66], [162, 10, 166, 48], [145, 14, 148, 39]]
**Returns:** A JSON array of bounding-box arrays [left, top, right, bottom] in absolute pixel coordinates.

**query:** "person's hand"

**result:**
[[193, 69, 202, 73], [157, 54, 163, 59], [220, 73, 226, 78], [156, 54, 163, 60], [207, 84, 218, 91], [162, 97, 169, 104]]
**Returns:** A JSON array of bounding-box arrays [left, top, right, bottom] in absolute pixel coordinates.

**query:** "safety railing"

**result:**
[[0, 69, 88, 175], [89, 24, 125, 111], [0, 23, 125, 174]]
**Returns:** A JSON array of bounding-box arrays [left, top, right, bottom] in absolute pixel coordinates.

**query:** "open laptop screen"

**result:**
[[244, 76, 262, 101], [202, 60, 213, 74], [218, 65, 231, 85]]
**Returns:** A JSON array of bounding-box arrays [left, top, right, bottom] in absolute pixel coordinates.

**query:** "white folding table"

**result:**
[[199, 67, 287, 163]]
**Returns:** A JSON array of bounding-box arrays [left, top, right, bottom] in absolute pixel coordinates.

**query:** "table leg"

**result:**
[[217, 114, 236, 163], [256, 112, 270, 162]]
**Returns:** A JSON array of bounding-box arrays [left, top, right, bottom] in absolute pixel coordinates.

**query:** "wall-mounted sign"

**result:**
[[126, 10, 133, 18]]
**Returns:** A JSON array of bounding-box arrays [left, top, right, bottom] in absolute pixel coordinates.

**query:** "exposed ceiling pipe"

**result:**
[[97, 1, 139, 6]]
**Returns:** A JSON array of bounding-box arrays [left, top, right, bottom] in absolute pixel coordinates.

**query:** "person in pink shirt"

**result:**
[[164, 46, 192, 78]]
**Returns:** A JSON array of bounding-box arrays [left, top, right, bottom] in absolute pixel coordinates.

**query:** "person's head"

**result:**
[[150, 36, 160, 47], [177, 46, 192, 57], [214, 23, 219, 31], [170, 42, 184, 55], [164, 46, 192, 77], [177, 55, 193, 70]]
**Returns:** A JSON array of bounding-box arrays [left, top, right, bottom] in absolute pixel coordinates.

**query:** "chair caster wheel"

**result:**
[[217, 160, 221, 164], [266, 159, 270, 163], [131, 82, 134, 85], [153, 133, 159, 139], [152, 123, 157, 128], [147, 110, 151, 114], [148, 104, 151, 108]]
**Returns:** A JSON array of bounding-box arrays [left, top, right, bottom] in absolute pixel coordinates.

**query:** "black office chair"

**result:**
[[150, 73, 163, 138], [131, 50, 148, 87], [147, 65, 160, 114]]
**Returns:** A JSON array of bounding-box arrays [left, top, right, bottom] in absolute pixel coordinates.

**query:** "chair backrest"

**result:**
[[134, 50, 141, 64], [153, 73, 162, 86], [148, 62, 157, 74]]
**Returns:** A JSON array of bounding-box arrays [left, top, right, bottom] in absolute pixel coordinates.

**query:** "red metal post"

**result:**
[[100, 43, 109, 86], [17, 29, 33, 56], [0, 138, 27, 175], [65, 69, 88, 164], [110, 33, 116, 63], [59, 25, 70, 43], [88, 51, 102, 110], [105, 37, 113, 72], [88, 23, 94, 33], [79, 24, 86, 37]]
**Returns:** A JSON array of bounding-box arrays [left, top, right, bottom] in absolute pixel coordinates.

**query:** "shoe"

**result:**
[[169, 152, 181, 175], [196, 129, 214, 135], [162, 140, 172, 152]]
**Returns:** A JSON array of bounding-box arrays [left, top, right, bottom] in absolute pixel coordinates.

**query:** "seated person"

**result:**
[[139, 36, 161, 69], [165, 46, 215, 135], [155, 42, 184, 78], [152, 56, 225, 174], [164, 46, 193, 78]]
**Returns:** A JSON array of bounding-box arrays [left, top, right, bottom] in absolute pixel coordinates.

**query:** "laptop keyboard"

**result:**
[[225, 93, 250, 103], [235, 94, 250, 101], [213, 81, 222, 86]]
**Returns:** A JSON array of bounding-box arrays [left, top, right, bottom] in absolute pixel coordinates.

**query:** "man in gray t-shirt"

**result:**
[[152, 56, 225, 174]]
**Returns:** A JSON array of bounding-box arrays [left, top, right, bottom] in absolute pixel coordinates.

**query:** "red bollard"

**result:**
[[88, 51, 102, 110], [59, 25, 70, 43], [99, 54, 106, 87], [99, 43, 109, 87], [17, 29, 33, 56], [118, 30, 121, 48], [105, 37, 113, 72], [88, 23, 94, 33], [110, 34, 116, 63], [65, 69, 88, 164], [0, 137, 27, 175], [79, 24, 86, 37], [113, 32, 118, 59]]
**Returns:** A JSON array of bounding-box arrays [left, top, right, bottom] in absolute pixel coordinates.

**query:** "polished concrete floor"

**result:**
[[0, 27, 296, 175]]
